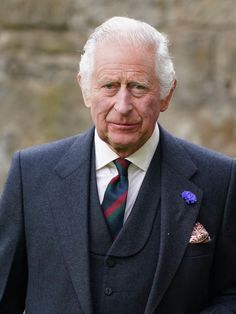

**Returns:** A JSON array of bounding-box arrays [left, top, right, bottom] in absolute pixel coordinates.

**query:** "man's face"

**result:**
[[80, 41, 173, 157]]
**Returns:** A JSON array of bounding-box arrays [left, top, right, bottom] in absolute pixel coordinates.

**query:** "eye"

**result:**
[[134, 84, 146, 90], [102, 82, 120, 89], [128, 83, 148, 96], [103, 83, 116, 89], [101, 82, 120, 96]]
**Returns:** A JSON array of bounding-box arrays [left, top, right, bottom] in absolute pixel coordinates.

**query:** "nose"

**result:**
[[114, 86, 133, 115]]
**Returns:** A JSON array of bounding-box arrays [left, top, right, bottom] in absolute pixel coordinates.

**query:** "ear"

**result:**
[[160, 79, 177, 112], [77, 73, 91, 108]]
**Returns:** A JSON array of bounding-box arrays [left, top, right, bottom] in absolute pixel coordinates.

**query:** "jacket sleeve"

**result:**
[[199, 159, 236, 313], [0, 151, 27, 314]]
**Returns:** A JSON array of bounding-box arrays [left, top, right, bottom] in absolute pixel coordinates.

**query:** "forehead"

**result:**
[[93, 41, 156, 80]]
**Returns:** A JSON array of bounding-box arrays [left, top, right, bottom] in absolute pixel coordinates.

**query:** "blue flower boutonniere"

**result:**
[[181, 191, 197, 204]]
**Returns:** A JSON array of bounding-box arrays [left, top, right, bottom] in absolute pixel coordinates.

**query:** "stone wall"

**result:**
[[0, 0, 236, 191]]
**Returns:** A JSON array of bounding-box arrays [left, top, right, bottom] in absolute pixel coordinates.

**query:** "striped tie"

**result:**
[[102, 158, 131, 239]]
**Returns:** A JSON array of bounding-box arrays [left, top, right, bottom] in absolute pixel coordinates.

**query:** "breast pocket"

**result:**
[[184, 236, 216, 258]]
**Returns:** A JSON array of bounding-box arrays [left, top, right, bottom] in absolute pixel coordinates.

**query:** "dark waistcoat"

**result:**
[[89, 146, 161, 314]]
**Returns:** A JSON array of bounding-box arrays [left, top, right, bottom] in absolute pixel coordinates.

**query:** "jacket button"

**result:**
[[106, 257, 116, 267], [104, 287, 113, 296]]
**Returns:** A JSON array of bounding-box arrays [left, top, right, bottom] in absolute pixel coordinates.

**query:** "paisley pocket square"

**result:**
[[189, 222, 211, 243]]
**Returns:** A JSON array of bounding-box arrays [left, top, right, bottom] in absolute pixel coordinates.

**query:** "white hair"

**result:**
[[79, 16, 176, 99]]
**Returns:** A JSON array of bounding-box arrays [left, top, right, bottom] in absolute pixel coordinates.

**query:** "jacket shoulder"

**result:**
[[15, 128, 94, 174], [176, 136, 235, 182], [176, 136, 234, 165], [21, 134, 79, 159], [160, 126, 235, 180], [19, 128, 93, 160]]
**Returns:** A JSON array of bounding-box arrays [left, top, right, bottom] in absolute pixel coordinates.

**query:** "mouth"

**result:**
[[108, 122, 140, 131]]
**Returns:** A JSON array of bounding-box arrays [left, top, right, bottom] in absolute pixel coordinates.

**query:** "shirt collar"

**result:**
[[95, 124, 160, 171]]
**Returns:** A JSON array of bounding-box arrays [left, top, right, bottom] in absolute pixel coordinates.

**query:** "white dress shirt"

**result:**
[[95, 124, 160, 222]]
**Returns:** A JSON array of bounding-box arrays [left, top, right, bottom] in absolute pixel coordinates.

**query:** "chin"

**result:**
[[108, 138, 141, 155], [109, 135, 135, 147]]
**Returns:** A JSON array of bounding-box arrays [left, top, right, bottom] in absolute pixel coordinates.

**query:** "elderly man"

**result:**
[[0, 16, 236, 314]]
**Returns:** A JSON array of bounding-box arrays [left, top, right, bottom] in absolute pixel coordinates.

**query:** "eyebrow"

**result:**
[[97, 77, 119, 84], [97, 77, 151, 85], [128, 79, 150, 85]]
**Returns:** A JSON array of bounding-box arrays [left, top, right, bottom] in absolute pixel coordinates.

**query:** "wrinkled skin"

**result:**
[[79, 41, 176, 157]]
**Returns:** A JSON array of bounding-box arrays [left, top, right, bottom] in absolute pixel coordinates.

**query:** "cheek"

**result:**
[[138, 100, 161, 122], [90, 99, 113, 125], [91, 95, 114, 114]]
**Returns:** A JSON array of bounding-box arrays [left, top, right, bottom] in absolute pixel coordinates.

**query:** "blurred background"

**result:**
[[0, 0, 236, 192]]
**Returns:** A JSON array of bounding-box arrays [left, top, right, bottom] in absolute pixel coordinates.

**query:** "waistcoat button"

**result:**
[[106, 257, 116, 267], [104, 287, 113, 296]]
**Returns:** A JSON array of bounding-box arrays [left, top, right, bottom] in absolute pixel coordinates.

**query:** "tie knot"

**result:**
[[113, 158, 131, 177]]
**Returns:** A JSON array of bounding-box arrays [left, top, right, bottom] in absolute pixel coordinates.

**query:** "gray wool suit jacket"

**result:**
[[0, 125, 236, 314]]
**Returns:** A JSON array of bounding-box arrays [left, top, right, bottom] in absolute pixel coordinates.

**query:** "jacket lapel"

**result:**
[[46, 128, 95, 314], [145, 127, 203, 313]]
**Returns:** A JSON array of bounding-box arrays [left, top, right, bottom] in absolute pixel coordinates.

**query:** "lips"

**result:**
[[109, 122, 140, 128], [109, 122, 140, 131]]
